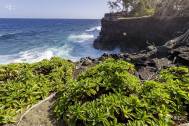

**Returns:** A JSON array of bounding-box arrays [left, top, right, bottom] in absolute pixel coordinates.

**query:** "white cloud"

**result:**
[[4, 5, 14, 11]]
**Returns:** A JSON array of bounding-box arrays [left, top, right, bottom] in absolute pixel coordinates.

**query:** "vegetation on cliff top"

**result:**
[[107, 0, 189, 18], [107, 0, 162, 17]]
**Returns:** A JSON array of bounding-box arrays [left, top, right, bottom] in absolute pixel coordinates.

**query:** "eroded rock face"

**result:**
[[166, 29, 189, 65], [93, 15, 189, 53], [82, 29, 189, 80], [93, 0, 189, 53], [154, 0, 189, 20]]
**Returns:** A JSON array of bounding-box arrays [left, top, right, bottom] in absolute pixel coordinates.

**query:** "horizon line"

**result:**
[[0, 17, 101, 20]]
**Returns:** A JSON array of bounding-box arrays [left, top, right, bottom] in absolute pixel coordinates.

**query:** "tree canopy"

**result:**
[[107, 0, 163, 17]]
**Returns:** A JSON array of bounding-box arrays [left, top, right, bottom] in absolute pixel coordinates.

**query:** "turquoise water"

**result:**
[[0, 19, 120, 64]]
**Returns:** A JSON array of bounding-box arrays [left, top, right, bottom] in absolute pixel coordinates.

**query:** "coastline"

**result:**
[[3, 29, 189, 125], [1, 0, 189, 125], [1, 28, 189, 126]]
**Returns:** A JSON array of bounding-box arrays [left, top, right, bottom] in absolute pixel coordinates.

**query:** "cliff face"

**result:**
[[94, 15, 189, 52], [154, 0, 189, 20], [93, 0, 189, 53]]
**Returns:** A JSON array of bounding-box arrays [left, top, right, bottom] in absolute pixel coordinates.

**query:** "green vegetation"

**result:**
[[0, 57, 74, 124], [130, 0, 155, 17], [107, 0, 162, 17], [1, 57, 189, 125], [54, 58, 189, 126]]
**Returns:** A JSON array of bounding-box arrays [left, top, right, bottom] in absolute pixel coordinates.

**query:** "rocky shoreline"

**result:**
[[3, 21, 189, 126], [76, 29, 189, 81], [2, 1, 189, 125], [7, 30, 188, 126]]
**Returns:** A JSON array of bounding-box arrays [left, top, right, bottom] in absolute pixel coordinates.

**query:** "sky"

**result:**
[[0, 0, 111, 19]]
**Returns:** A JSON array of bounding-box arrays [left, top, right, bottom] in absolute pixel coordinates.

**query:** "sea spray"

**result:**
[[68, 33, 94, 43], [86, 26, 101, 32], [0, 19, 120, 64]]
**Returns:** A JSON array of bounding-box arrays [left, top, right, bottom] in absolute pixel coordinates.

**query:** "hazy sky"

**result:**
[[0, 0, 110, 19]]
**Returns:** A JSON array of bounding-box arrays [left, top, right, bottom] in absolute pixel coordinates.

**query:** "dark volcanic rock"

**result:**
[[166, 29, 189, 66], [82, 60, 92, 66], [91, 0, 189, 81], [93, 11, 189, 53], [156, 46, 170, 58], [75, 29, 189, 81], [154, 0, 189, 20], [146, 45, 156, 52]]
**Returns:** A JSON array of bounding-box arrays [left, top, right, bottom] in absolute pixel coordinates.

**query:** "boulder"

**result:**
[[166, 29, 189, 65], [82, 59, 92, 66]]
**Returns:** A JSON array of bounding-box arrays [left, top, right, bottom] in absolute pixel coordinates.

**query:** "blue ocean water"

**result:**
[[0, 19, 120, 64]]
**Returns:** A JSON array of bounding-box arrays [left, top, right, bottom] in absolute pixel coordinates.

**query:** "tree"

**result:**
[[130, 0, 154, 17], [107, 0, 163, 17], [107, 0, 126, 13], [122, 0, 138, 13], [107, 0, 137, 13]]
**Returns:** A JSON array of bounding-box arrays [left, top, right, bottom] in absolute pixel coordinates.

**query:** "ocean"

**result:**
[[0, 19, 120, 64]]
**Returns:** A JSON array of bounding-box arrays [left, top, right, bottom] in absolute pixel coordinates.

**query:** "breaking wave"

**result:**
[[68, 33, 94, 42], [14, 49, 54, 63], [86, 26, 101, 32], [0, 32, 17, 38]]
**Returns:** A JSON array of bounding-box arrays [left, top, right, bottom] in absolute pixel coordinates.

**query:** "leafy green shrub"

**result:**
[[0, 57, 74, 124], [54, 58, 141, 125], [140, 66, 189, 125], [159, 67, 189, 117], [55, 58, 189, 126], [2, 57, 188, 125], [159, 66, 189, 84]]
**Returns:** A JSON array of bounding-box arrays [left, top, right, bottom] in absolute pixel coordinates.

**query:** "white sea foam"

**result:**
[[1, 44, 121, 65], [68, 33, 94, 42], [11, 44, 80, 64], [51, 45, 80, 62], [14, 49, 54, 63], [0, 32, 17, 37], [86, 26, 101, 32], [0, 25, 118, 65]]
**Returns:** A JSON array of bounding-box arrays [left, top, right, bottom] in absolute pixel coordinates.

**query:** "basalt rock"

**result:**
[[93, 0, 189, 53], [166, 29, 189, 66], [76, 29, 189, 80], [93, 15, 189, 53], [154, 0, 189, 20]]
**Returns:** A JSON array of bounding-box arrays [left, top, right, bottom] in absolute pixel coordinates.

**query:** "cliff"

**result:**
[[86, 29, 189, 80], [154, 0, 189, 20], [6, 28, 189, 126], [93, 0, 189, 53]]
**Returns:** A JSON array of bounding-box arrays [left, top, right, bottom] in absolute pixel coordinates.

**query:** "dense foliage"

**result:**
[[55, 58, 189, 126], [1, 57, 188, 125], [130, 0, 155, 17], [0, 57, 74, 124], [107, 0, 162, 17]]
